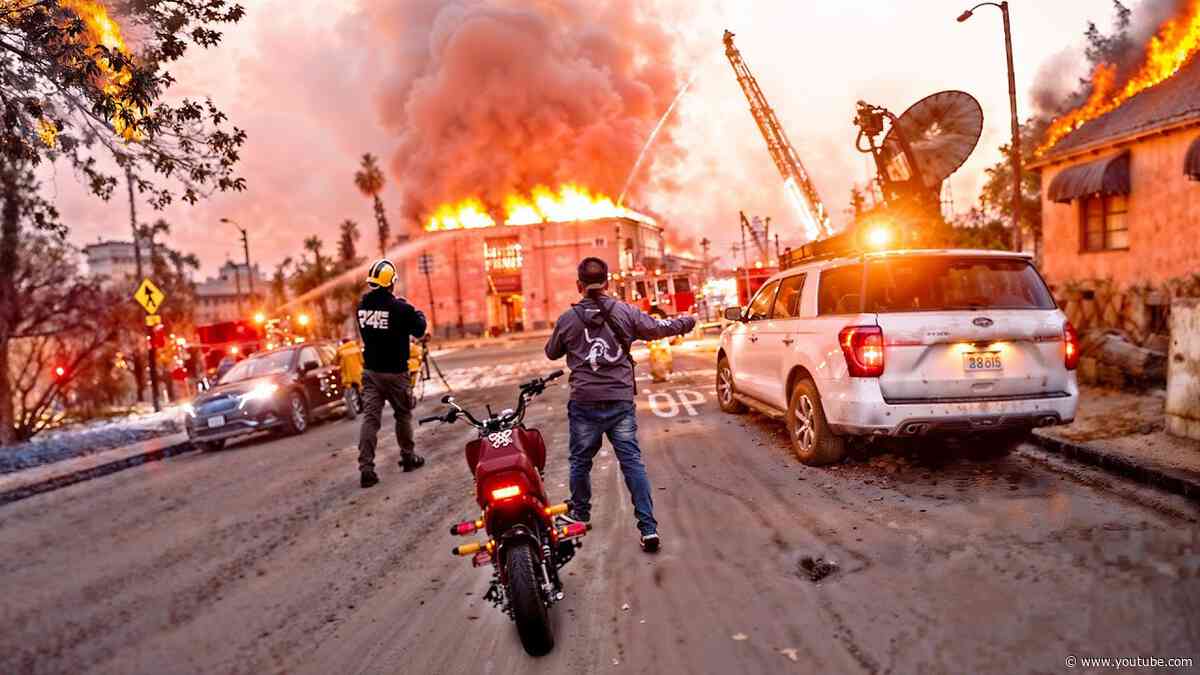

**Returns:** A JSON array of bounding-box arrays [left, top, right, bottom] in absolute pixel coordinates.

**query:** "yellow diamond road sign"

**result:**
[[134, 278, 166, 315]]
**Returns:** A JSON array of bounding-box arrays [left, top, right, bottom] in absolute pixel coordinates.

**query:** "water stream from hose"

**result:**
[[616, 67, 700, 208]]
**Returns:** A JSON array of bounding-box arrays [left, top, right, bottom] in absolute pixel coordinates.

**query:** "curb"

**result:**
[[0, 440, 196, 507], [1030, 431, 1200, 501]]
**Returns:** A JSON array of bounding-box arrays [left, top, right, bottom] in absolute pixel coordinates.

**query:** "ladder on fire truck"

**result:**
[[723, 30, 832, 241]]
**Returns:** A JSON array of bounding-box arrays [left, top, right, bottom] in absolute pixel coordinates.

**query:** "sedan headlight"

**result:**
[[238, 382, 280, 409], [182, 403, 196, 417]]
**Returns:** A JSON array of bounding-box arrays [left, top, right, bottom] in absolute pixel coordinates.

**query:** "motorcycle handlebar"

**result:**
[[432, 369, 565, 429]]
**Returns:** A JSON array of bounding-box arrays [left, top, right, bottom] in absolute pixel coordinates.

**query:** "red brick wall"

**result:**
[[403, 218, 660, 336], [1040, 128, 1200, 289]]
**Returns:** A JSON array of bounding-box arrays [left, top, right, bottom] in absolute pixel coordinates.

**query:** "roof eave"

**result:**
[[1029, 115, 1200, 170]]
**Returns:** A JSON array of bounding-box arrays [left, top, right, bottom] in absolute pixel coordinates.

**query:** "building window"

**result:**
[[593, 237, 607, 248], [1081, 194, 1128, 251]]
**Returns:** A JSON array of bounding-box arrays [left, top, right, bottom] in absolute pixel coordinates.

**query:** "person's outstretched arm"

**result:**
[[626, 305, 696, 341]]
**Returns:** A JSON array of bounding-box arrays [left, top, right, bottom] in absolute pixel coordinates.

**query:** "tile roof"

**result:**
[[1039, 54, 1200, 162]]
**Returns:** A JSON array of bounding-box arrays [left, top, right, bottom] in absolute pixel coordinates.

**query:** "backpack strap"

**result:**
[[594, 298, 635, 366]]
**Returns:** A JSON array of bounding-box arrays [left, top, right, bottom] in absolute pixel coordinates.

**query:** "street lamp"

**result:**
[[958, 1, 1023, 253], [220, 217, 255, 313]]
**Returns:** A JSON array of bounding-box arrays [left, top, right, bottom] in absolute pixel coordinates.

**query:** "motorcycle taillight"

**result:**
[[490, 484, 522, 501]]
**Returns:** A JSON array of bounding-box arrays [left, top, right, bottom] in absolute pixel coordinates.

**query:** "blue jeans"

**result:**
[[567, 400, 657, 536]]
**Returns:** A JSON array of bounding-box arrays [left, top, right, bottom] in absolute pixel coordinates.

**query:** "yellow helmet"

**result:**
[[366, 259, 397, 288]]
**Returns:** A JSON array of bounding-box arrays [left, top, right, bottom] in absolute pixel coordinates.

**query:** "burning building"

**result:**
[[1030, 3, 1200, 346], [404, 185, 702, 337]]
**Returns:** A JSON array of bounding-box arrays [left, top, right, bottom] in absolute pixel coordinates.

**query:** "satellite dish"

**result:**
[[880, 90, 983, 189]]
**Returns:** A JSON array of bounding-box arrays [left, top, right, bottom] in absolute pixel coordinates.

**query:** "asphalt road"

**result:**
[[2, 340, 1198, 674]]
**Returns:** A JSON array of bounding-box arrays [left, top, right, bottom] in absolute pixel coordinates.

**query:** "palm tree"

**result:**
[[271, 257, 293, 309], [354, 154, 390, 257], [338, 219, 361, 265], [302, 236, 331, 334]]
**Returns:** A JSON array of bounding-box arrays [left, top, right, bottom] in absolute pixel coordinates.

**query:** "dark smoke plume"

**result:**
[[365, 0, 685, 230]]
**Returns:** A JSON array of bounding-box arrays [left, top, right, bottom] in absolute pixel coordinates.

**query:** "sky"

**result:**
[[47, 0, 1126, 277]]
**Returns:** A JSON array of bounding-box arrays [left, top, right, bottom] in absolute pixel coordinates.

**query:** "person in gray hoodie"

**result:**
[[544, 257, 696, 553]]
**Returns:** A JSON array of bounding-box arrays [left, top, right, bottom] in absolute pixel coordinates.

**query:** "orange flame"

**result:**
[[424, 184, 654, 231], [60, 0, 139, 141], [1039, 0, 1200, 155]]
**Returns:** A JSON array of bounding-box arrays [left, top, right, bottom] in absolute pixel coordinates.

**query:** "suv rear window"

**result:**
[[818, 265, 864, 315], [865, 256, 1055, 312]]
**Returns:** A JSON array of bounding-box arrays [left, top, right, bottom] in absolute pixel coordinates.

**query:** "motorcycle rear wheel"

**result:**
[[505, 541, 554, 656]]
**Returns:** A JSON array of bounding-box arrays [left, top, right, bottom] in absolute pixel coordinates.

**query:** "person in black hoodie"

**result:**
[[356, 259, 428, 488], [544, 257, 696, 552]]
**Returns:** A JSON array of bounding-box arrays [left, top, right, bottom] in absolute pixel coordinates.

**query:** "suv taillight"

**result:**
[[1063, 321, 1080, 370], [838, 325, 885, 377]]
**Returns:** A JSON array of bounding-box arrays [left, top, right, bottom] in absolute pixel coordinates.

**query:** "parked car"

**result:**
[[184, 342, 350, 451], [717, 249, 1080, 465]]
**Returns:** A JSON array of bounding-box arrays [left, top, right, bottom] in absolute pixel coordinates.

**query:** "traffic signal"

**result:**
[[150, 324, 167, 349], [53, 365, 67, 382]]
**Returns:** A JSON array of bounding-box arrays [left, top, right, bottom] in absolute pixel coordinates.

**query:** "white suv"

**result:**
[[717, 249, 1079, 465]]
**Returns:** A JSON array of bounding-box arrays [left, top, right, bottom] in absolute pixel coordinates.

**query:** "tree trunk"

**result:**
[[374, 195, 389, 257], [127, 169, 148, 404], [0, 168, 19, 445]]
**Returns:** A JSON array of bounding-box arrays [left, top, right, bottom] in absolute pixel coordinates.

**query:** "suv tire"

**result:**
[[716, 356, 747, 414], [787, 378, 845, 466]]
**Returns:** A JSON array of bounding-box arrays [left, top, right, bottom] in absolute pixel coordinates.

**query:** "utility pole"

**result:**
[[222, 218, 254, 311], [232, 257, 243, 317], [452, 237, 464, 336], [418, 253, 437, 336], [126, 167, 160, 411], [957, 1, 1022, 252]]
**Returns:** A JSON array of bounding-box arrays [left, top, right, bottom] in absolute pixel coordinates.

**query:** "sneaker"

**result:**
[[556, 510, 590, 528], [360, 470, 379, 488], [399, 454, 426, 472], [640, 533, 660, 554]]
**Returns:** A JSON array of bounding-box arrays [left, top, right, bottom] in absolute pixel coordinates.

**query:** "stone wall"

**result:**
[[1055, 274, 1200, 348]]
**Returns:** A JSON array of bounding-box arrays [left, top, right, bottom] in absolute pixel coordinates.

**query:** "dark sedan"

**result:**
[[184, 342, 352, 451]]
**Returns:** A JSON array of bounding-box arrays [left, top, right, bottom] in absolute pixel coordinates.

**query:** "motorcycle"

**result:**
[[419, 369, 588, 656]]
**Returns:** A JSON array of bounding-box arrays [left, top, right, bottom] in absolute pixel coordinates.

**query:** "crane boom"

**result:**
[[723, 30, 831, 241]]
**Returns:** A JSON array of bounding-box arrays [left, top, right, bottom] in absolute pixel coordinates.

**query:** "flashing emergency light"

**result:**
[[865, 225, 893, 249]]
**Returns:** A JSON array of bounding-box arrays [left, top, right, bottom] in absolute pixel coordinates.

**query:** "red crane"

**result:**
[[723, 30, 831, 241]]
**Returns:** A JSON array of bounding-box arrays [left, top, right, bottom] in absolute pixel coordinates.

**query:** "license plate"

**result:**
[[207, 415, 226, 429], [964, 351, 1002, 372]]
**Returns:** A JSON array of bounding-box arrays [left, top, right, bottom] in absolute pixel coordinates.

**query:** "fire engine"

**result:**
[[612, 270, 698, 317], [195, 320, 264, 375]]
